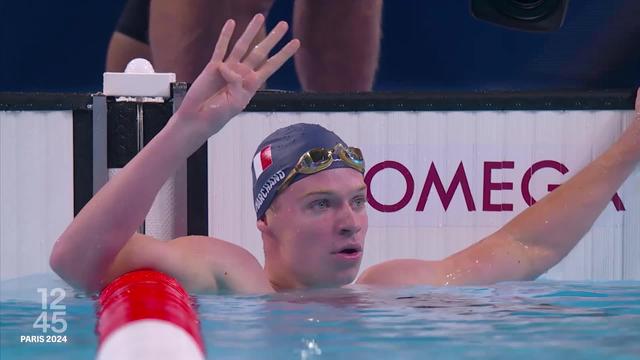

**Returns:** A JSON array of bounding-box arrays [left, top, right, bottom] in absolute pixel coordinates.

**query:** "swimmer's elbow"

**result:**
[[49, 239, 102, 294], [49, 239, 69, 280], [49, 252, 79, 291]]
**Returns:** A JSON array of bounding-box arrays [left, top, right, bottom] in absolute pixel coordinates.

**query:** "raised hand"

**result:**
[[177, 14, 299, 136]]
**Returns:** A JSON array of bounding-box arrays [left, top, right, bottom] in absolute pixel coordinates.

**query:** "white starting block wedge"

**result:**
[[103, 58, 176, 98]]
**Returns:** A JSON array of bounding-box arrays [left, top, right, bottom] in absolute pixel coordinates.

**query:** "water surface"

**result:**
[[1, 274, 639, 359]]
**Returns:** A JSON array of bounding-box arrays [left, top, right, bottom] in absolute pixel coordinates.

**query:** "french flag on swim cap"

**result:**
[[253, 145, 273, 179]]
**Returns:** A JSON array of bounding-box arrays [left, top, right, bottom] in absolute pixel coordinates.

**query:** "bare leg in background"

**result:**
[[112, 0, 383, 90], [293, 0, 383, 92], [149, 0, 273, 82]]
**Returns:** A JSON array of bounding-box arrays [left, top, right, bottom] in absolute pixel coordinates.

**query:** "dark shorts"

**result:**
[[115, 0, 150, 44]]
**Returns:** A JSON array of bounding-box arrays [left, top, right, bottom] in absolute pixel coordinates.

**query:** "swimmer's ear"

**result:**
[[257, 215, 269, 233]]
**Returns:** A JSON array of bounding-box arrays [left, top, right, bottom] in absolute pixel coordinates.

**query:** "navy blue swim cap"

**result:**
[[252, 123, 362, 219]]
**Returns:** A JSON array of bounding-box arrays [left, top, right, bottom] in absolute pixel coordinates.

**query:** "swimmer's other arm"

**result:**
[[104, 234, 272, 293], [48, 120, 272, 294], [49, 115, 210, 293], [49, 16, 298, 293], [358, 89, 640, 286]]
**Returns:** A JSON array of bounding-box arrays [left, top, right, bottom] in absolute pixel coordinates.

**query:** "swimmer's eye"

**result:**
[[309, 199, 330, 210], [352, 196, 367, 209]]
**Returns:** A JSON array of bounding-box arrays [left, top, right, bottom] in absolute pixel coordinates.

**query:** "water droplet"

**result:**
[[301, 339, 322, 359]]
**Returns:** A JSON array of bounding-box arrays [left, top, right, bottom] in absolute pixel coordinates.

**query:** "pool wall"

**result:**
[[1, 91, 638, 281], [1, 110, 74, 280]]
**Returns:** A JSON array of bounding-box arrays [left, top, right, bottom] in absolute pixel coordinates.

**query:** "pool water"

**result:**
[[1, 274, 639, 359]]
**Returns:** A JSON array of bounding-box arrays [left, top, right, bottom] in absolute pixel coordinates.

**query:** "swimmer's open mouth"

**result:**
[[340, 249, 358, 254], [332, 245, 362, 255]]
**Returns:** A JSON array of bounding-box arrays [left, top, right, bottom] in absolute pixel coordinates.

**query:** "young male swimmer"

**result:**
[[50, 15, 640, 294]]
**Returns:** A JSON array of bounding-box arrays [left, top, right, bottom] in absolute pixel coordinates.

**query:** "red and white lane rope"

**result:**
[[96, 270, 204, 359]]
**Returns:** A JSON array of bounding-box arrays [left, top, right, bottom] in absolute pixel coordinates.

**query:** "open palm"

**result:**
[[178, 14, 299, 136]]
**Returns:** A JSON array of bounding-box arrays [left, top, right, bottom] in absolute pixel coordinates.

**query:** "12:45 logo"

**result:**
[[33, 288, 67, 333]]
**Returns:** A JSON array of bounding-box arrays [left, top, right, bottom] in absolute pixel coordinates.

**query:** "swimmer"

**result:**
[[51, 15, 640, 294]]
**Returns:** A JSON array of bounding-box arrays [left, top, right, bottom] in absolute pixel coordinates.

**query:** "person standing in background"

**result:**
[[106, 0, 383, 92]]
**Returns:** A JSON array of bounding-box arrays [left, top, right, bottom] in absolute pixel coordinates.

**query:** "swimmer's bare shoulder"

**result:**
[[356, 259, 448, 287], [105, 234, 274, 294]]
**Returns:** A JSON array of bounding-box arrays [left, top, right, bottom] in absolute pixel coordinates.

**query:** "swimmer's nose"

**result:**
[[337, 204, 361, 237], [339, 226, 361, 238]]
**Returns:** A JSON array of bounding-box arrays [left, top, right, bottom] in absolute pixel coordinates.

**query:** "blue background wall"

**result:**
[[1, 0, 638, 92]]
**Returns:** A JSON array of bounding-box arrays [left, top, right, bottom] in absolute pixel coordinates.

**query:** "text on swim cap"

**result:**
[[255, 170, 286, 212]]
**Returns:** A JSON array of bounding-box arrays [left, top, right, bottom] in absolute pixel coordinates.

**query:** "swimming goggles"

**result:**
[[278, 143, 365, 192]]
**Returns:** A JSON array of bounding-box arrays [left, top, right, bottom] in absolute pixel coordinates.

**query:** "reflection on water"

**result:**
[[1, 274, 639, 359]]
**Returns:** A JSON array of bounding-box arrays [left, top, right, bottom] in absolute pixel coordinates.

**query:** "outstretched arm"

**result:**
[[50, 15, 299, 293], [359, 90, 640, 286], [440, 90, 640, 284]]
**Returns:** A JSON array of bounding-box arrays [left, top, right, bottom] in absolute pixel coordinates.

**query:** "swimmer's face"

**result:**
[[258, 168, 368, 290]]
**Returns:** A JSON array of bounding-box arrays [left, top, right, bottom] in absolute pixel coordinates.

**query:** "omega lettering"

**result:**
[[365, 160, 626, 213]]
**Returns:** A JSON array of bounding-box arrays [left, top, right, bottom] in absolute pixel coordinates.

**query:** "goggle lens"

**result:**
[[344, 147, 363, 164]]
